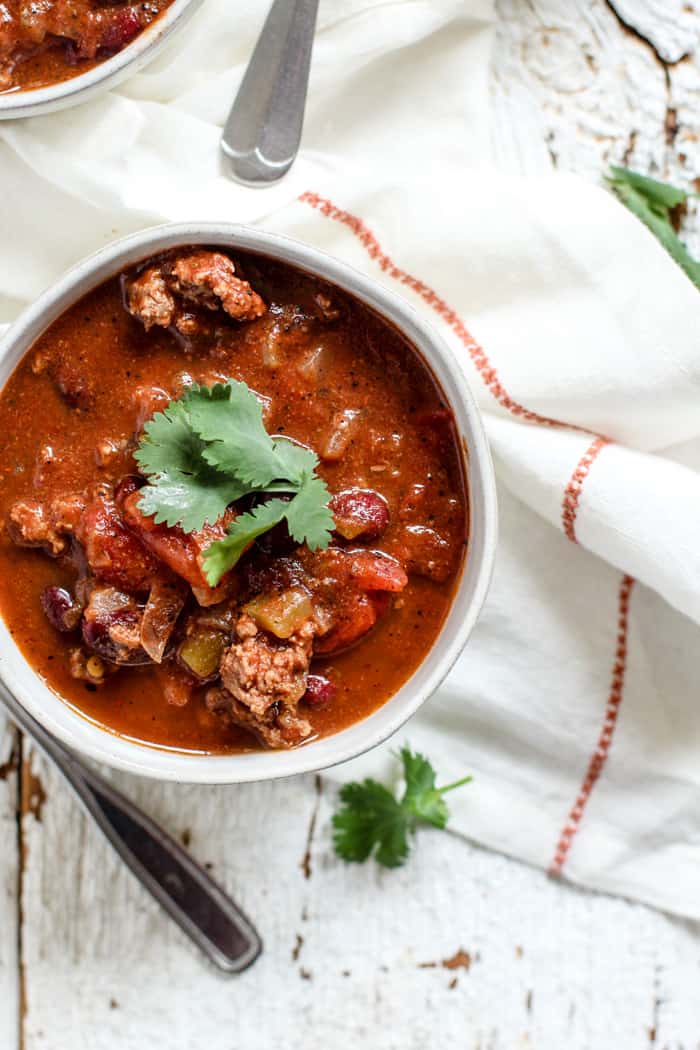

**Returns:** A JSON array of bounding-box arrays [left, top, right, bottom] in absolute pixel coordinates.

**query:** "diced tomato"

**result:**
[[76, 496, 159, 593], [350, 550, 408, 593], [121, 490, 235, 605], [314, 592, 378, 655], [113, 475, 143, 507], [308, 550, 405, 656]]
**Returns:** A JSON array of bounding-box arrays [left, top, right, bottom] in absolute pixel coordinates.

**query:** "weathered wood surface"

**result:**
[[3, 1, 700, 1047], [0, 717, 18, 1050]]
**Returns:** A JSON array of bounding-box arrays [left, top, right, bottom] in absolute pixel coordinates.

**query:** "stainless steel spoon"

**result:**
[[221, 0, 320, 185], [0, 683, 262, 974]]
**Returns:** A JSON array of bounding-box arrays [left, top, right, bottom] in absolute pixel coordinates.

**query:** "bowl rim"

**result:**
[[0, 222, 498, 782], [0, 0, 203, 120]]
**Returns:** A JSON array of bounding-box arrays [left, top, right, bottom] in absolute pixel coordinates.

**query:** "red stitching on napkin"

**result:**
[[299, 192, 583, 430], [562, 437, 612, 543], [549, 574, 636, 877]]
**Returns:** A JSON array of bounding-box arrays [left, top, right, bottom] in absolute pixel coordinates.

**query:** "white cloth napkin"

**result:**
[[2, 0, 700, 919]]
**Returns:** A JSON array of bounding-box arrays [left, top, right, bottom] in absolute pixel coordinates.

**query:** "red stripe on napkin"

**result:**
[[562, 437, 612, 542], [302, 192, 637, 873], [549, 574, 636, 876], [300, 192, 581, 430]]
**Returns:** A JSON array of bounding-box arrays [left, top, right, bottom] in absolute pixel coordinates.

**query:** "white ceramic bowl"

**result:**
[[0, 223, 497, 782], [0, 0, 202, 120]]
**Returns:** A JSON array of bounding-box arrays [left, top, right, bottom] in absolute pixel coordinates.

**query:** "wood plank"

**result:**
[[0, 715, 19, 1050], [605, 0, 700, 63], [493, 0, 700, 191], [18, 751, 700, 1048]]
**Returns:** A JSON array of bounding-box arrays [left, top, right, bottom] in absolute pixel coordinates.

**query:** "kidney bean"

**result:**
[[100, 7, 142, 52], [330, 488, 389, 542], [82, 607, 151, 666], [40, 586, 82, 633], [303, 674, 337, 708]]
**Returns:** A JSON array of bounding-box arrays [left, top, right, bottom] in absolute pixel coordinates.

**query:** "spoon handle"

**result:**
[[0, 684, 262, 974], [221, 0, 320, 184]]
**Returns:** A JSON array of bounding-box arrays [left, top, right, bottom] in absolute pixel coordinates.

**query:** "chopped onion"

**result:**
[[297, 345, 325, 379], [321, 409, 361, 462]]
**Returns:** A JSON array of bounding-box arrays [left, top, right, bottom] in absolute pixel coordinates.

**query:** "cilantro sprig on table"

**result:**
[[607, 165, 700, 290], [332, 747, 472, 868], [135, 381, 334, 586]]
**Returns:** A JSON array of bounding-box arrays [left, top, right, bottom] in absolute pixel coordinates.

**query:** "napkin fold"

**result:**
[[2, 0, 700, 918]]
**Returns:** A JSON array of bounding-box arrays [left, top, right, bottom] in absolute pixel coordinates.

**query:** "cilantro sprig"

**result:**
[[332, 747, 472, 868], [135, 381, 334, 585], [606, 165, 700, 290]]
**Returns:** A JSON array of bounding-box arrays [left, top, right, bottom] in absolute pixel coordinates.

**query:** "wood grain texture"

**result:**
[[5, 1, 700, 1047], [493, 0, 700, 199], [18, 746, 700, 1049], [0, 717, 19, 1050]]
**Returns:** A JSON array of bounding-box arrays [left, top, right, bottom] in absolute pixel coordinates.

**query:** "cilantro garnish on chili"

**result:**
[[135, 380, 335, 585]]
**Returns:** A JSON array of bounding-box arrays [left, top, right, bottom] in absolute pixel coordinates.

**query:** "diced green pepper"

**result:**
[[244, 588, 313, 639], [178, 630, 225, 681]]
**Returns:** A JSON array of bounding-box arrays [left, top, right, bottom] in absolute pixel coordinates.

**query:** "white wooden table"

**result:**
[[3, 2, 700, 1046]]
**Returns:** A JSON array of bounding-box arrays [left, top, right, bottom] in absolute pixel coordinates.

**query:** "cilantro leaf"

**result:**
[[184, 381, 316, 487], [202, 473, 335, 585], [332, 747, 472, 868], [133, 382, 334, 563], [135, 401, 246, 530], [273, 439, 320, 484], [400, 746, 472, 829], [608, 166, 687, 210], [607, 166, 700, 291], [202, 498, 289, 585], [134, 400, 202, 478], [400, 747, 449, 828], [137, 472, 245, 533], [284, 473, 334, 550], [332, 781, 410, 867]]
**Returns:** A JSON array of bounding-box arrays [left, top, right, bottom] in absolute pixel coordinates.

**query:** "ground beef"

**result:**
[[1, 1, 148, 67], [221, 613, 315, 715], [51, 494, 86, 534], [7, 495, 84, 556], [210, 613, 315, 748], [389, 524, 457, 583], [170, 252, 267, 322], [124, 250, 267, 332], [205, 688, 312, 750], [125, 267, 176, 331], [28, 346, 95, 409]]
